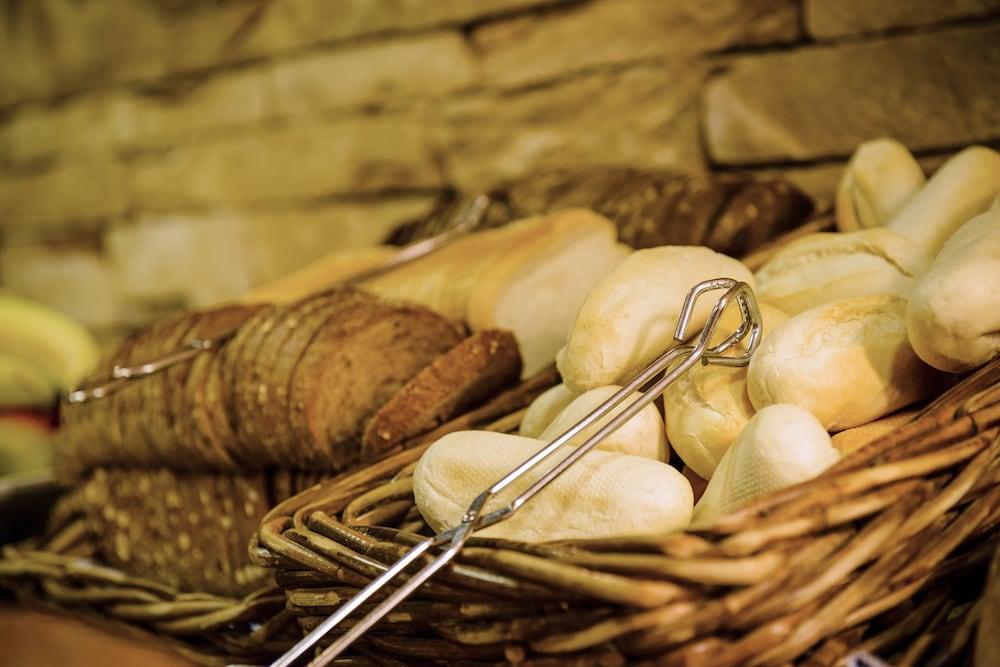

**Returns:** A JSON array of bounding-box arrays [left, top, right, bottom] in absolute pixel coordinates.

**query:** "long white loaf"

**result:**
[[413, 431, 693, 542], [836, 138, 925, 232], [907, 208, 1000, 372], [746, 295, 943, 431], [887, 146, 1000, 255], [556, 246, 754, 391]]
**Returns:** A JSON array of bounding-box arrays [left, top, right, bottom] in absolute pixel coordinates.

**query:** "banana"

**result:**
[[0, 353, 56, 407], [836, 138, 925, 232], [0, 293, 99, 392]]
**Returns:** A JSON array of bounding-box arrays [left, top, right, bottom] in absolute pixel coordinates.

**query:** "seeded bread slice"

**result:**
[[361, 329, 521, 460]]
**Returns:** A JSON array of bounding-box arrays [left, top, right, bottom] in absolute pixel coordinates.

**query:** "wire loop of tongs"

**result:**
[[271, 278, 762, 667], [66, 195, 493, 405]]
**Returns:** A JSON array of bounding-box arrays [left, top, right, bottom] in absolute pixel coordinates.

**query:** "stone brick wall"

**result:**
[[1, 0, 998, 340]]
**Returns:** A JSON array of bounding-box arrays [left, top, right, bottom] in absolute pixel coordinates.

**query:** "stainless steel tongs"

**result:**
[[270, 277, 763, 667], [66, 195, 493, 404]]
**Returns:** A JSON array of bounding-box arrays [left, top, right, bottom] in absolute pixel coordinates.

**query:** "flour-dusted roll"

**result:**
[[693, 404, 838, 525], [666, 303, 788, 479], [519, 383, 578, 438], [907, 208, 1000, 372], [836, 138, 925, 232], [413, 431, 693, 542], [556, 246, 754, 391], [754, 228, 932, 316], [539, 385, 667, 461], [887, 146, 1000, 255], [747, 295, 943, 431]]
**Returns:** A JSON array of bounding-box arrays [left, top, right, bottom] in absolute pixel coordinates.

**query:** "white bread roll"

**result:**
[[836, 138, 925, 232], [539, 385, 667, 461], [519, 383, 578, 438], [747, 295, 943, 431], [755, 228, 932, 316], [556, 246, 754, 391], [831, 409, 918, 456], [666, 303, 788, 479], [887, 146, 1000, 255], [906, 208, 1000, 372], [693, 404, 838, 525], [413, 431, 692, 542], [367, 209, 630, 377]]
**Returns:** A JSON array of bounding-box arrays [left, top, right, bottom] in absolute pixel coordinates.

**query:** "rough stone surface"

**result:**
[[0, 0, 571, 104], [439, 62, 708, 190], [105, 214, 255, 308], [0, 157, 127, 229], [0, 244, 123, 331], [805, 0, 1000, 38], [242, 196, 438, 285], [269, 32, 477, 114], [472, 0, 799, 89], [128, 115, 442, 209], [704, 23, 1000, 165]]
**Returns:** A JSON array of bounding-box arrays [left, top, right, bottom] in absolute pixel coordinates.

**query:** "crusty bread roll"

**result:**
[[747, 295, 943, 431], [693, 404, 838, 525], [887, 146, 1000, 255], [666, 303, 787, 479], [240, 246, 396, 304], [906, 208, 1000, 372], [755, 228, 932, 316], [413, 431, 692, 542], [556, 246, 754, 391], [367, 209, 630, 377], [519, 383, 578, 438], [539, 385, 667, 461], [836, 138, 925, 232], [831, 409, 919, 455]]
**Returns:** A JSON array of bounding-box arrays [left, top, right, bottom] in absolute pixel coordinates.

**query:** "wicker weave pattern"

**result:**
[[251, 359, 1000, 665]]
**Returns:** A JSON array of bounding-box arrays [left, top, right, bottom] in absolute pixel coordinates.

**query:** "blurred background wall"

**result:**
[[1, 0, 998, 342]]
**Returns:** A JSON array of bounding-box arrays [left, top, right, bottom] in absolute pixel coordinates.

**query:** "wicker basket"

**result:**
[[251, 352, 1000, 665]]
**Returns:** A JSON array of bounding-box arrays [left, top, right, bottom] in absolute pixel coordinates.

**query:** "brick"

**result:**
[[471, 0, 799, 89], [0, 95, 128, 168], [268, 32, 477, 114], [242, 196, 438, 285], [104, 214, 255, 308], [0, 158, 127, 229], [128, 115, 442, 209], [703, 23, 1000, 165], [805, 0, 1000, 39], [0, 244, 123, 331], [439, 62, 708, 191], [121, 69, 276, 150]]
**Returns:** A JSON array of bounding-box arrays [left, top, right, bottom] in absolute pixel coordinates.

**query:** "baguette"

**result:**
[[413, 431, 692, 542], [538, 385, 667, 461], [240, 246, 396, 304], [746, 295, 943, 430], [830, 409, 919, 455], [887, 146, 1000, 255], [556, 246, 754, 391], [836, 138, 924, 232], [367, 209, 630, 377], [906, 208, 1000, 372]]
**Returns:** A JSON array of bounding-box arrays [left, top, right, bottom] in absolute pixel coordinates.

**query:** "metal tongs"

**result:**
[[66, 195, 493, 404], [271, 277, 763, 667]]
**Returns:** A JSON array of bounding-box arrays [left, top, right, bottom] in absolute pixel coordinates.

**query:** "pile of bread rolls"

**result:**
[[414, 141, 1000, 542]]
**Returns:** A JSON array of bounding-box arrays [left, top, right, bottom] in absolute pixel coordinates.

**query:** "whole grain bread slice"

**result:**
[[361, 329, 521, 460]]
